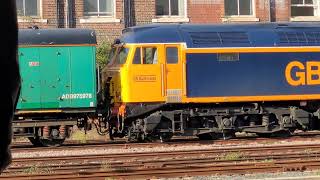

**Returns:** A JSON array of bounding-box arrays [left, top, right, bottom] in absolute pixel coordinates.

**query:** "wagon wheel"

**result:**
[[38, 138, 65, 147], [28, 127, 66, 147], [28, 136, 42, 147], [28, 127, 42, 146], [28, 136, 65, 147]]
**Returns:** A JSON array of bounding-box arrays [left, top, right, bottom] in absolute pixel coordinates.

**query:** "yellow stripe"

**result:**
[[15, 110, 63, 114], [186, 47, 320, 54], [184, 94, 320, 103]]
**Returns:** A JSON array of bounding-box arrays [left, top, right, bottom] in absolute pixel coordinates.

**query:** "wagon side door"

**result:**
[[56, 47, 71, 108], [17, 48, 41, 109], [39, 48, 59, 108]]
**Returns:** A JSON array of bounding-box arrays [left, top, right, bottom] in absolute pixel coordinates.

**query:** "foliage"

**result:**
[[69, 130, 87, 144], [96, 41, 112, 68], [22, 165, 53, 174], [100, 161, 111, 171], [219, 152, 243, 161]]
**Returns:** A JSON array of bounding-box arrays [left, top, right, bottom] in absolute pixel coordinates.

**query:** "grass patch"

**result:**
[[68, 128, 108, 142], [219, 152, 243, 161], [304, 149, 314, 155], [262, 158, 274, 163], [22, 165, 53, 174], [259, 140, 276, 145], [100, 161, 111, 171], [69, 130, 87, 143]]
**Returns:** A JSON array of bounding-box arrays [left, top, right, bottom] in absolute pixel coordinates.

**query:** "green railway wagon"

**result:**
[[14, 28, 98, 146]]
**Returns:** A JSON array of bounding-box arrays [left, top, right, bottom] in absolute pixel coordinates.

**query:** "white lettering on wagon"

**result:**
[[61, 93, 93, 99], [29, 61, 40, 67]]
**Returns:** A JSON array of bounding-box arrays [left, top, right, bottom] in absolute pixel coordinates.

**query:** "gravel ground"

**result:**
[[11, 138, 320, 159], [10, 135, 320, 179], [162, 171, 320, 180]]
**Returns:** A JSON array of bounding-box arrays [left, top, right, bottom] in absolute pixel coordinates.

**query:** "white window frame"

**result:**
[[152, 0, 189, 23], [81, 0, 120, 23], [17, 0, 47, 23], [222, 0, 259, 22], [291, 0, 320, 21], [224, 0, 255, 17], [17, 0, 40, 17], [83, 0, 114, 17]]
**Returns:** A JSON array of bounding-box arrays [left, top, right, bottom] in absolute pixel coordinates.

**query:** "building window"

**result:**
[[291, 0, 320, 17], [84, 0, 114, 16], [16, 0, 40, 16], [156, 0, 185, 17], [225, 0, 253, 16]]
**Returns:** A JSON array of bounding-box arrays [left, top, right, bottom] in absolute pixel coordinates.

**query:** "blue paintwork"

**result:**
[[121, 23, 320, 98], [186, 52, 320, 97], [121, 23, 320, 48]]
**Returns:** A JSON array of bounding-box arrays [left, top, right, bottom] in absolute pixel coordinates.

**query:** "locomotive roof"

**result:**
[[18, 28, 97, 46], [121, 23, 320, 48]]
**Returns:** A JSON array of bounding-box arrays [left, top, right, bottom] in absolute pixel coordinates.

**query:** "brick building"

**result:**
[[17, 0, 320, 43]]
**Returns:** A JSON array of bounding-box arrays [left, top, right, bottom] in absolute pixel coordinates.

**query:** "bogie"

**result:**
[[108, 103, 319, 142]]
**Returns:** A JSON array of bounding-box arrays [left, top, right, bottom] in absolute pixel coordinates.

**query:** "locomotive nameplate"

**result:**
[[134, 75, 156, 82]]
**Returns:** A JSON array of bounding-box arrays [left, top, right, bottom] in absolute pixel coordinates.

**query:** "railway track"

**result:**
[[3, 143, 320, 179], [11, 131, 320, 153], [2, 159, 320, 180]]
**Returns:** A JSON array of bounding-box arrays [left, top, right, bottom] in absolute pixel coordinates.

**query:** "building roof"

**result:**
[[18, 28, 97, 46], [121, 23, 320, 48]]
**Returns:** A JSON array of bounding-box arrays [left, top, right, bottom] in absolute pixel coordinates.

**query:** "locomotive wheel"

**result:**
[[219, 131, 236, 140], [127, 126, 140, 142], [197, 133, 216, 140], [257, 130, 292, 138], [273, 130, 292, 138], [28, 137, 65, 147], [159, 133, 173, 142], [256, 133, 272, 138]]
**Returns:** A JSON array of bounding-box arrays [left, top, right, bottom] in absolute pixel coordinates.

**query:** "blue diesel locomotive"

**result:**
[[101, 23, 320, 141]]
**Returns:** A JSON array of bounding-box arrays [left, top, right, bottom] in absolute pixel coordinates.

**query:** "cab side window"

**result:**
[[166, 47, 178, 64], [143, 47, 158, 64], [132, 47, 158, 64], [133, 47, 141, 64]]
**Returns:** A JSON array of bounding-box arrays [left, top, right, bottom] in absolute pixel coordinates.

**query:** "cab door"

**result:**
[[164, 45, 183, 103], [127, 46, 164, 102]]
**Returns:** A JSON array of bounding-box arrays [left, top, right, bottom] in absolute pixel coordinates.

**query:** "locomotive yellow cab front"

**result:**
[[103, 42, 184, 106]]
